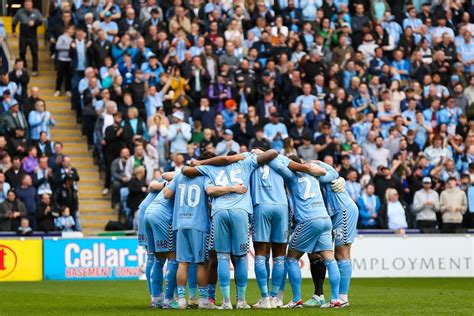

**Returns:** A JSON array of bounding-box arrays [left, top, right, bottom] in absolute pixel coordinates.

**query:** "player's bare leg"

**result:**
[[196, 262, 214, 309], [176, 262, 189, 309]]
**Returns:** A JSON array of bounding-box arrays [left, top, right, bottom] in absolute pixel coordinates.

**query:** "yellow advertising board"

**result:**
[[0, 238, 43, 281]]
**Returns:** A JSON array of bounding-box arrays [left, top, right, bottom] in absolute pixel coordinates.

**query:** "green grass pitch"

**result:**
[[0, 278, 472, 315]]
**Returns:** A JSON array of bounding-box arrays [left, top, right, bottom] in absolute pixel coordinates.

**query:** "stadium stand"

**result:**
[[0, 0, 474, 235]]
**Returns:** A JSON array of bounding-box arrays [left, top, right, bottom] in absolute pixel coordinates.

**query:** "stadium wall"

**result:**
[[0, 235, 472, 281]]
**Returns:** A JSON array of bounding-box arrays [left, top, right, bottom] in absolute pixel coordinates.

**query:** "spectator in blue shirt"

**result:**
[[357, 183, 381, 228], [264, 112, 288, 153], [392, 50, 411, 82]]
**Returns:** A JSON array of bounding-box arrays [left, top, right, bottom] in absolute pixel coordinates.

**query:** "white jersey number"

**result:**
[[298, 177, 316, 200], [215, 169, 243, 186], [259, 165, 270, 180], [178, 184, 201, 207]]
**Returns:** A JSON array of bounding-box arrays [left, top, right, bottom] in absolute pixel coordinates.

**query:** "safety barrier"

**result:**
[[0, 234, 472, 281]]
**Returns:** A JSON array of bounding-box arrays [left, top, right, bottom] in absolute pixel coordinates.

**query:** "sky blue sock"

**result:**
[[199, 287, 208, 299], [151, 258, 165, 297], [165, 259, 178, 300], [177, 285, 186, 299], [207, 284, 216, 300], [338, 260, 352, 295], [146, 254, 154, 294], [217, 253, 231, 302], [286, 257, 302, 302], [265, 256, 270, 284], [279, 261, 287, 293], [188, 263, 197, 298], [270, 256, 285, 297], [255, 255, 268, 297], [234, 255, 248, 301], [325, 259, 341, 301]]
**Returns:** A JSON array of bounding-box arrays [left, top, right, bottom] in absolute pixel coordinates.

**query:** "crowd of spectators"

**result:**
[[6, 0, 474, 233], [0, 1, 82, 233]]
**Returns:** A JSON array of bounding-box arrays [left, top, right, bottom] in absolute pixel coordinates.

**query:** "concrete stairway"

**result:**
[[8, 37, 115, 235]]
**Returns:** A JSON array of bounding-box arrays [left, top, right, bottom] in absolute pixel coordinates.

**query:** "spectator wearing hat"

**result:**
[[1, 90, 15, 115], [412, 176, 440, 232], [141, 54, 164, 87], [101, 11, 119, 42], [264, 112, 288, 153], [216, 129, 240, 156], [141, 7, 162, 33], [168, 111, 191, 155], [440, 177, 467, 233], [3, 100, 28, 137], [222, 99, 238, 129], [0, 72, 20, 101]]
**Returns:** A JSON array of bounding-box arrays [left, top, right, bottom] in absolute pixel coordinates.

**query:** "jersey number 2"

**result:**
[[298, 177, 316, 200]]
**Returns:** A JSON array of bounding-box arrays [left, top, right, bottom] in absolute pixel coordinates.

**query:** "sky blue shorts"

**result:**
[[332, 204, 359, 247], [144, 212, 175, 253], [289, 217, 333, 254], [176, 229, 208, 263], [212, 209, 249, 256], [137, 192, 158, 247], [252, 204, 289, 243]]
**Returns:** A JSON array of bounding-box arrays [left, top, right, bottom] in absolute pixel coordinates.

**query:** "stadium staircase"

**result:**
[[8, 35, 115, 235]]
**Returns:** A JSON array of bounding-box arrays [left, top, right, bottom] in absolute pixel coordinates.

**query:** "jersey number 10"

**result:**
[[178, 184, 201, 207]]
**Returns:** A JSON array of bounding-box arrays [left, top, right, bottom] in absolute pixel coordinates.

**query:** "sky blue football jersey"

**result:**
[[251, 154, 288, 206], [317, 162, 356, 216], [145, 180, 175, 221], [196, 155, 258, 216], [269, 155, 328, 223], [170, 171, 211, 232]]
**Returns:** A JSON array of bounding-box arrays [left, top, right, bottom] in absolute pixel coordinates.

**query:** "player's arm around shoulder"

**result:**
[[256, 149, 278, 166], [191, 154, 246, 167], [206, 183, 247, 197]]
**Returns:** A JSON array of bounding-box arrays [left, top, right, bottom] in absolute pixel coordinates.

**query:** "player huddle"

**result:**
[[136, 148, 359, 309]]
